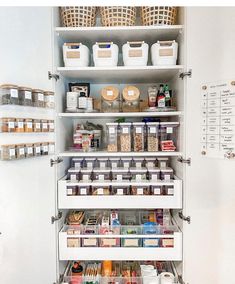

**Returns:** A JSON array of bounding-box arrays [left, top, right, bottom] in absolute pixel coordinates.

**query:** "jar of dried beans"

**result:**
[[119, 122, 132, 152]]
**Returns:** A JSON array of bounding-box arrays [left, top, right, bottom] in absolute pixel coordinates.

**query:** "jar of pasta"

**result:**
[[119, 122, 132, 152], [44, 91, 55, 108], [24, 118, 33, 132], [33, 119, 41, 132], [15, 118, 24, 133], [32, 89, 44, 108], [1, 118, 15, 132], [0, 84, 19, 105], [19, 86, 33, 106]]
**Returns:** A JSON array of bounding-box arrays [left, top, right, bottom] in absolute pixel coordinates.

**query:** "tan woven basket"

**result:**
[[60, 6, 97, 27], [100, 6, 137, 27], [141, 7, 177, 26]]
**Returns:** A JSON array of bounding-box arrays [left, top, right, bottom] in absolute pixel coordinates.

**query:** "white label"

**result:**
[[80, 188, 87, 195], [70, 174, 76, 181], [117, 188, 123, 195], [109, 127, 115, 134], [42, 123, 47, 129], [17, 122, 24, 129], [167, 187, 174, 195], [160, 162, 167, 168], [35, 146, 41, 154], [136, 174, 142, 181], [43, 145, 48, 152], [74, 162, 80, 168], [100, 162, 106, 168], [122, 127, 129, 134], [83, 174, 89, 181], [25, 91, 32, 99], [136, 127, 142, 134], [128, 90, 134, 96], [35, 123, 41, 129], [116, 174, 122, 181], [38, 93, 44, 101], [8, 121, 15, 128], [136, 162, 142, 168], [19, 148, 25, 155], [164, 174, 171, 181], [112, 162, 118, 168], [123, 162, 129, 168], [49, 144, 55, 153], [49, 123, 54, 130], [124, 239, 139, 247], [107, 90, 113, 96], [27, 147, 33, 154], [97, 188, 104, 195], [154, 187, 161, 195], [166, 127, 173, 134], [83, 238, 97, 246], [147, 162, 154, 167], [10, 89, 18, 98], [49, 95, 54, 103], [137, 188, 143, 194], [151, 174, 158, 180], [9, 148, 15, 157], [150, 127, 156, 134], [98, 174, 104, 181], [144, 239, 159, 247], [27, 122, 32, 129]]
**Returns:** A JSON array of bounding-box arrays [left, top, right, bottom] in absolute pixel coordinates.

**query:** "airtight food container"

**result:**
[[119, 122, 132, 152], [19, 86, 33, 106], [32, 89, 44, 108], [93, 169, 111, 181], [133, 122, 145, 152], [130, 168, 147, 181], [109, 157, 121, 169], [80, 169, 92, 182], [159, 122, 179, 152], [78, 185, 90, 195], [68, 168, 80, 181], [122, 41, 149, 66], [16, 144, 25, 159], [131, 186, 150, 196], [121, 158, 133, 169], [25, 143, 34, 158], [151, 185, 163, 195], [144, 157, 157, 169], [63, 42, 90, 67], [72, 158, 84, 168], [160, 167, 174, 181], [112, 186, 130, 195], [84, 158, 96, 169], [151, 40, 178, 66], [112, 169, 130, 181], [97, 157, 109, 169], [91, 186, 110, 195], [106, 123, 118, 152], [0, 84, 19, 105], [146, 122, 159, 152], [93, 42, 119, 67], [0, 118, 15, 132], [0, 144, 16, 160], [157, 157, 169, 168], [148, 168, 161, 181]]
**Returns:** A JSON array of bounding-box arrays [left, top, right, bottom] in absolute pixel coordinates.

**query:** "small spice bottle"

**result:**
[[48, 120, 55, 132], [19, 87, 33, 106], [25, 143, 34, 158], [41, 142, 49, 155], [48, 142, 55, 154], [16, 144, 26, 159], [34, 143, 41, 156], [0, 84, 19, 105], [15, 118, 24, 133], [1, 118, 15, 132], [33, 119, 41, 132], [41, 119, 49, 132], [0, 144, 16, 160], [44, 91, 55, 108], [32, 89, 44, 108], [24, 118, 33, 132]]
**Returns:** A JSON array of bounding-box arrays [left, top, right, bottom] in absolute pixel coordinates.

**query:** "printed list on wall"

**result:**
[[201, 80, 235, 159]]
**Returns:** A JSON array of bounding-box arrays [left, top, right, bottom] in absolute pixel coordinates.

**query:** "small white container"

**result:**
[[122, 41, 149, 66], [63, 43, 90, 67], [93, 42, 119, 67], [151, 40, 178, 66]]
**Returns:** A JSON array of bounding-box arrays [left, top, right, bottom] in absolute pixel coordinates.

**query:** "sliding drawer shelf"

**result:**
[[58, 177, 182, 209], [57, 66, 183, 83], [59, 151, 182, 157], [55, 25, 183, 44]]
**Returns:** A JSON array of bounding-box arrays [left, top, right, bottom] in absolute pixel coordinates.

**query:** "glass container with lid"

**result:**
[[25, 143, 34, 158], [0, 144, 16, 160], [122, 85, 140, 112], [15, 118, 24, 133], [24, 118, 33, 132], [19, 86, 33, 106], [148, 168, 161, 181], [133, 122, 145, 152], [159, 122, 179, 152], [32, 89, 44, 108], [146, 122, 159, 152], [0, 84, 19, 105], [16, 144, 25, 159], [44, 91, 55, 108], [33, 119, 41, 132], [34, 143, 41, 156], [101, 86, 120, 113], [106, 123, 118, 152], [0, 118, 15, 132], [119, 122, 132, 152]]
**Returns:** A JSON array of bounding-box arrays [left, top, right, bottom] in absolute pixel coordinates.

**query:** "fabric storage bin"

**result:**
[[68, 168, 80, 181], [142, 222, 160, 248], [93, 169, 111, 181], [121, 157, 133, 169], [131, 186, 150, 195], [123, 41, 149, 66], [148, 168, 161, 181], [112, 169, 130, 181], [93, 42, 119, 67], [72, 158, 84, 168], [112, 186, 130, 195], [91, 186, 110, 195], [122, 86, 140, 112], [19, 86, 33, 106], [151, 40, 178, 66], [146, 122, 159, 152], [161, 168, 174, 180], [119, 122, 132, 152], [99, 226, 120, 247], [159, 122, 179, 151], [106, 123, 118, 152], [0, 118, 15, 132], [144, 157, 157, 169], [78, 185, 90, 195], [63, 43, 90, 67], [133, 122, 145, 152], [151, 185, 163, 195], [101, 86, 120, 113], [0, 84, 19, 105], [80, 169, 92, 181], [157, 157, 169, 168], [109, 158, 121, 169]]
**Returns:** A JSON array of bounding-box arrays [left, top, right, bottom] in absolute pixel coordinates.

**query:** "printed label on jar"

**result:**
[[42, 123, 47, 129], [80, 188, 87, 195], [128, 90, 134, 96], [38, 93, 44, 101], [100, 162, 106, 168], [154, 187, 161, 195], [49, 95, 54, 103], [150, 127, 156, 134], [102, 239, 116, 246], [109, 127, 115, 134], [27, 147, 33, 154], [25, 91, 32, 99], [123, 162, 129, 168], [87, 162, 93, 168], [147, 162, 154, 167], [16, 122, 23, 129], [116, 174, 122, 181], [144, 239, 159, 246], [122, 127, 129, 134], [83, 238, 97, 246], [124, 239, 138, 247], [137, 187, 143, 194], [27, 122, 33, 129], [166, 127, 173, 134], [151, 174, 158, 180], [8, 122, 15, 128], [164, 174, 171, 181], [9, 148, 15, 156], [107, 90, 113, 96], [117, 188, 123, 195], [136, 127, 142, 134], [49, 123, 54, 129], [98, 175, 104, 181], [19, 148, 25, 155], [35, 123, 41, 129], [136, 174, 142, 181], [10, 89, 18, 98], [97, 188, 104, 194], [70, 174, 77, 181], [35, 146, 40, 154]]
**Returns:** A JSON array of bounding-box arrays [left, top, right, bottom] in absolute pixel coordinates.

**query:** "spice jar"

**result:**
[[148, 168, 161, 181], [91, 185, 110, 195], [44, 91, 55, 108], [133, 122, 145, 152], [0, 84, 19, 105], [164, 185, 174, 195], [24, 118, 33, 132], [41, 142, 49, 155], [48, 142, 55, 154], [131, 185, 150, 195], [16, 144, 25, 159], [19, 87, 33, 106], [93, 169, 111, 181], [0, 144, 16, 160], [78, 185, 90, 195], [25, 143, 34, 158], [34, 143, 41, 156], [68, 168, 80, 181], [33, 119, 41, 132], [101, 86, 120, 113], [15, 118, 24, 133], [41, 119, 48, 132], [112, 186, 130, 195], [48, 120, 55, 132], [130, 168, 148, 181], [122, 86, 140, 112], [32, 89, 44, 108], [1, 118, 15, 132], [80, 169, 92, 181], [119, 122, 132, 152], [106, 123, 118, 152], [112, 169, 130, 181], [66, 186, 78, 196], [146, 122, 159, 152]]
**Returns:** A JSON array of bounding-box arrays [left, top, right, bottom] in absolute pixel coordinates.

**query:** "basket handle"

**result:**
[[127, 41, 144, 47], [158, 40, 175, 46]]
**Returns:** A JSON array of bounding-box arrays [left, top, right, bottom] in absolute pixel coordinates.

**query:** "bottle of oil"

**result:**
[[157, 84, 165, 108]]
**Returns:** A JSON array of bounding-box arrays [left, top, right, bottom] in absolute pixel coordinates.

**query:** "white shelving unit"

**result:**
[[59, 151, 182, 157]]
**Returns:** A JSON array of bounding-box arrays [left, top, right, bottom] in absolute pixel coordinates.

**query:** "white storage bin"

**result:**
[[151, 41, 178, 66], [93, 42, 119, 67], [122, 41, 149, 66], [63, 43, 90, 67]]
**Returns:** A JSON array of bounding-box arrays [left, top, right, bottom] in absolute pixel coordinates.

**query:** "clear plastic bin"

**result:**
[[106, 123, 118, 152], [111, 186, 130, 195], [24, 118, 33, 133], [157, 157, 169, 168], [146, 122, 159, 152], [121, 226, 142, 247], [159, 122, 179, 152], [72, 158, 84, 168], [91, 186, 110, 195], [97, 157, 109, 169], [0, 118, 15, 132], [84, 158, 96, 169], [133, 122, 145, 152], [131, 186, 150, 195], [19, 86, 32, 106], [133, 158, 144, 168], [82, 225, 99, 247], [119, 123, 132, 152], [34, 143, 41, 157], [151, 185, 163, 195], [143, 223, 160, 248], [15, 118, 24, 133], [25, 143, 34, 158], [109, 158, 121, 169], [99, 226, 121, 247], [0, 144, 16, 160], [32, 89, 44, 108], [112, 169, 130, 181], [160, 168, 174, 181], [68, 168, 80, 181], [0, 84, 19, 105], [66, 185, 78, 196], [78, 185, 90, 195], [148, 168, 161, 181], [144, 158, 157, 169], [121, 158, 133, 169], [93, 169, 111, 181], [16, 144, 25, 159], [130, 168, 147, 181], [80, 169, 92, 181]]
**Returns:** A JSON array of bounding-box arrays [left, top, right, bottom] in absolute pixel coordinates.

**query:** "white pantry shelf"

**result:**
[[55, 25, 183, 45], [59, 151, 182, 157], [57, 66, 183, 83]]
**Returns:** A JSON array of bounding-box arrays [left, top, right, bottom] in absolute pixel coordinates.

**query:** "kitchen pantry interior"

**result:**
[[0, 6, 234, 284]]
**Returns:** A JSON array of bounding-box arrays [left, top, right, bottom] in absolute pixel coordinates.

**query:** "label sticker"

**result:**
[[8, 122, 15, 128], [154, 187, 161, 195], [136, 127, 142, 134], [150, 127, 156, 134], [80, 188, 87, 195], [67, 188, 73, 195], [25, 91, 32, 100], [122, 127, 129, 134], [9, 148, 15, 156], [10, 89, 18, 98], [107, 90, 113, 96], [128, 90, 134, 96], [70, 174, 77, 181], [117, 188, 123, 195], [38, 93, 44, 101], [109, 127, 115, 134], [137, 187, 143, 194], [166, 127, 173, 134], [97, 188, 104, 195]]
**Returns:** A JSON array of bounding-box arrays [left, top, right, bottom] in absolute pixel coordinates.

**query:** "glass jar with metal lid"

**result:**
[[101, 86, 120, 112], [15, 118, 24, 133], [19, 86, 33, 106], [0, 84, 19, 105], [1, 118, 15, 132], [44, 91, 55, 108], [32, 89, 44, 108], [122, 85, 140, 112]]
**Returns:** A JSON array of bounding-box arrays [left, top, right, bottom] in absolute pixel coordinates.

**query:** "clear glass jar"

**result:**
[[131, 185, 150, 195], [146, 122, 159, 152], [101, 86, 120, 112], [34, 143, 41, 156], [19, 87, 33, 106], [144, 157, 157, 169], [157, 157, 169, 168], [119, 122, 132, 152], [16, 144, 25, 159], [24, 118, 33, 132], [151, 185, 163, 195], [41, 142, 49, 155], [111, 186, 130, 195], [41, 119, 48, 132], [160, 167, 174, 180], [159, 122, 179, 151], [80, 169, 92, 181], [112, 169, 130, 181], [122, 86, 140, 112], [106, 123, 118, 152], [33, 119, 41, 132], [148, 168, 161, 181], [121, 158, 133, 169], [32, 89, 44, 108], [91, 185, 110, 195], [0, 84, 19, 105], [130, 168, 147, 181], [1, 118, 15, 132], [44, 91, 55, 108], [93, 169, 111, 181], [0, 144, 16, 160], [48, 142, 55, 155], [25, 143, 34, 158], [48, 120, 55, 132], [133, 122, 145, 152], [15, 118, 24, 133]]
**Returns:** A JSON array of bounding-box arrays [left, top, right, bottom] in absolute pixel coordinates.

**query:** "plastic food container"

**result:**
[[80, 169, 92, 181], [122, 86, 140, 112], [112, 169, 130, 181], [157, 157, 169, 168], [146, 122, 159, 152], [15, 118, 24, 133], [130, 168, 147, 181], [161, 168, 174, 181], [0, 118, 15, 132], [91, 186, 110, 195], [41, 142, 49, 155], [63, 43, 90, 67], [0, 144, 16, 160], [78, 185, 90, 195], [133, 158, 144, 168], [19, 87, 33, 106], [106, 123, 118, 152], [151, 40, 178, 66], [48, 142, 55, 155], [148, 168, 161, 181], [109, 158, 120, 169], [121, 226, 142, 247], [164, 185, 174, 195], [133, 122, 145, 152], [41, 119, 48, 132], [33, 119, 41, 132], [119, 123, 132, 152], [97, 157, 109, 169], [84, 158, 96, 169], [34, 143, 41, 157], [144, 158, 157, 169], [66, 185, 78, 196], [32, 89, 44, 108], [99, 226, 120, 247], [93, 169, 111, 181], [72, 158, 84, 168], [121, 158, 133, 169], [112, 186, 130, 195], [0, 84, 19, 105], [82, 225, 98, 247], [159, 122, 179, 151], [68, 168, 80, 181], [101, 86, 120, 113], [24, 118, 33, 132], [16, 144, 25, 159], [143, 223, 160, 247], [131, 186, 150, 195], [122, 41, 149, 66], [25, 143, 34, 158], [44, 91, 55, 108], [93, 42, 119, 67], [151, 185, 163, 195], [48, 120, 54, 132]]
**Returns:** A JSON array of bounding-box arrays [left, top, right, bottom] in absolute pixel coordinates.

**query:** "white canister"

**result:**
[[159, 272, 175, 284], [93, 42, 119, 67], [151, 41, 178, 66], [63, 43, 90, 67], [122, 41, 149, 66]]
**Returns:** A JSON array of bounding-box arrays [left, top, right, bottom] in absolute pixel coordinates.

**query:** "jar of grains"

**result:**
[[119, 122, 132, 152], [0, 84, 19, 105], [34, 143, 41, 157], [48, 120, 55, 132], [25, 143, 34, 158], [133, 122, 145, 152], [32, 89, 44, 108], [19, 86, 33, 106], [146, 122, 159, 152]]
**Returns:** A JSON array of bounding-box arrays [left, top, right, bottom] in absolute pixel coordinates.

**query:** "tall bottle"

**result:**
[[157, 84, 165, 108], [164, 84, 171, 107]]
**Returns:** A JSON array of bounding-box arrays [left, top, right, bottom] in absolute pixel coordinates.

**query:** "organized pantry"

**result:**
[[0, 6, 235, 284]]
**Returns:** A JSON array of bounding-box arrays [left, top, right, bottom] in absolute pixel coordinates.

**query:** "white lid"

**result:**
[[106, 122, 118, 126], [132, 122, 145, 126], [161, 167, 173, 172], [112, 168, 129, 173], [85, 158, 96, 161], [120, 122, 132, 126], [80, 169, 92, 173], [146, 122, 159, 126], [68, 168, 80, 173], [133, 158, 143, 161], [93, 168, 111, 173], [160, 122, 179, 126], [109, 158, 120, 161], [148, 168, 160, 173], [130, 167, 147, 173], [97, 157, 109, 161], [145, 158, 156, 161], [121, 158, 132, 161]]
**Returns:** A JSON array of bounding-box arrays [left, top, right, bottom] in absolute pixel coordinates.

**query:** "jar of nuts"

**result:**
[[133, 122, 145, 152], [106, 123, 118, 152], [146, 122, 159, 152], [119, 122, 132, 152]]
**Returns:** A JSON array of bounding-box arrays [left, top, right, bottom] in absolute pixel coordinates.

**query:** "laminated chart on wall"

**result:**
[[201, 80, 235, 159]]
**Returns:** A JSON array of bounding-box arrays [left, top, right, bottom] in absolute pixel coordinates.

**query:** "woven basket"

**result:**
[[60, 6, 97, 27], [100, 6, 137, 27], [141, 7, 177, 26]]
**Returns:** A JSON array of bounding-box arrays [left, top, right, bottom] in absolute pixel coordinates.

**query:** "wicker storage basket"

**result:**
[[100, 6, 137, 27], [60, 6, 97, 27], [141, 7, 177, 26]]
